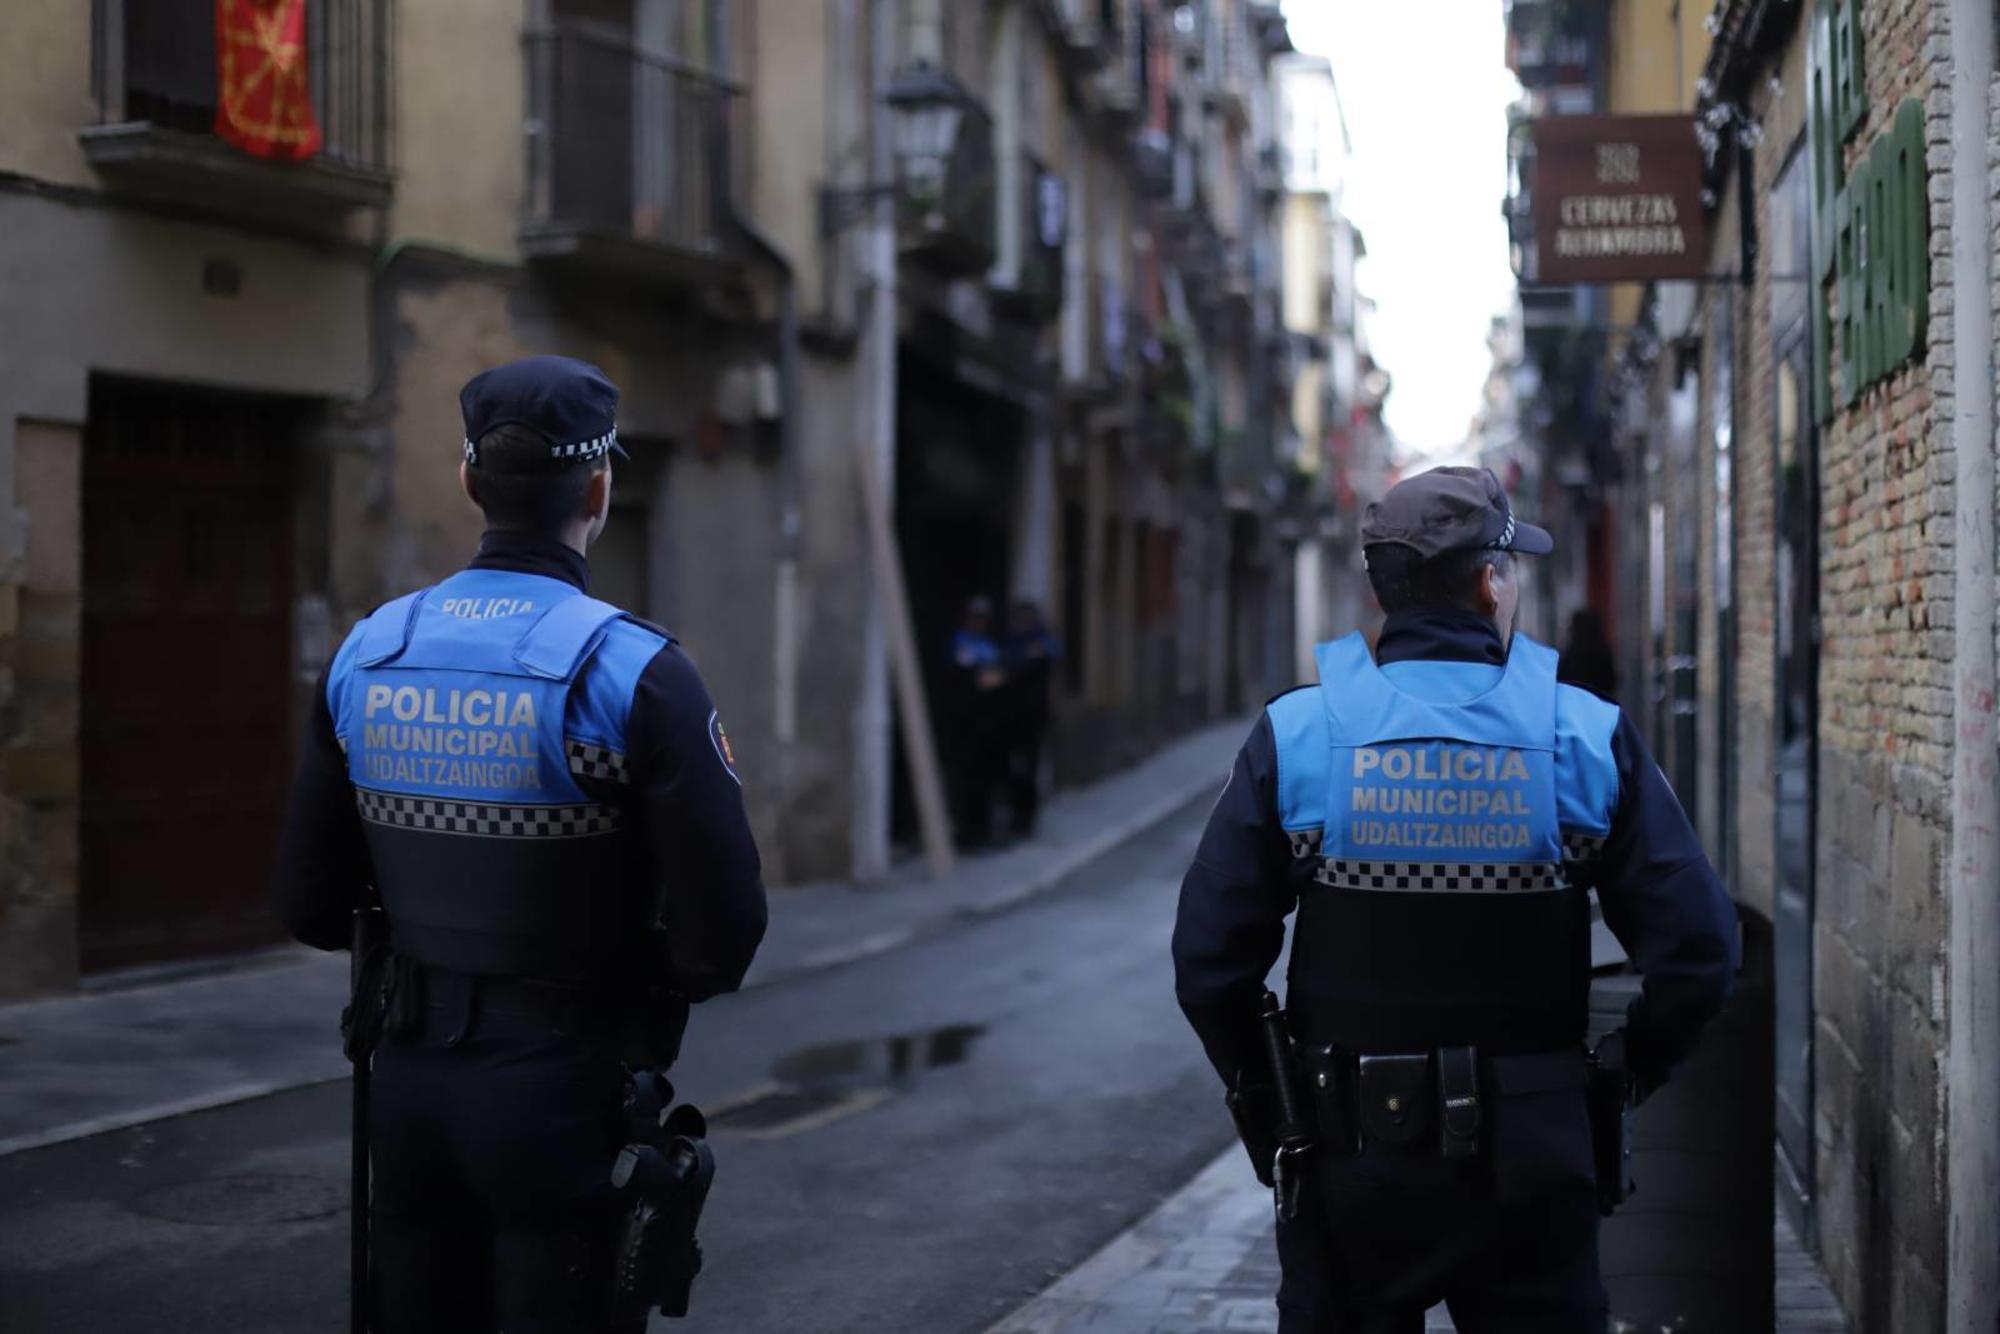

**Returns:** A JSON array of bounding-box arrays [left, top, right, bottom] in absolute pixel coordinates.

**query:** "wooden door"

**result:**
[[80, 377, 299, 971]]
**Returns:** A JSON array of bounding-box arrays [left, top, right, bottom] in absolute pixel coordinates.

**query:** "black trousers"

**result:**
[[369, 975, 627, 1334], [1274, 1088, 1607, 1333], [1005, 729, 1044, 835]]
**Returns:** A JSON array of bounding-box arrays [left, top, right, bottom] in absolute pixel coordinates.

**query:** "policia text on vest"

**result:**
[[355, 685, 544, 791], [1347, 743, 1538, 852]]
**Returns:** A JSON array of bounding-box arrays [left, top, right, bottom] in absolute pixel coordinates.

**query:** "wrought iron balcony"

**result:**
[[1133, 129, 1173, 199], [80, 0, 392, 223], [521, 23, 742, 288], [991, 152, 1066, 323], [1042, 0, 1122, 72]]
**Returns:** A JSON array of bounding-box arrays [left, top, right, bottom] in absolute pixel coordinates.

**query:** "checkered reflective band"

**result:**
[[1562, 831, 1606, 866], [1490, 513, 1517, 549], [1290, 828, 1605, 878], [565, 739, 629, 784], [1314, 858, 1568, 894], [356, 788, 621, 839]]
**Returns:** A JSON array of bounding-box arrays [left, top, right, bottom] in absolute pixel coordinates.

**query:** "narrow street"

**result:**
[[0, 804, 1232, 1334], [4, 0, 1998, 1327]]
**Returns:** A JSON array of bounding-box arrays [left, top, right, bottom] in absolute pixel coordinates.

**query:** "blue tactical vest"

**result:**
[[327, 567, 667, 981], [1268, 632, 1622, 1054], [953, 630, 1001, 669]]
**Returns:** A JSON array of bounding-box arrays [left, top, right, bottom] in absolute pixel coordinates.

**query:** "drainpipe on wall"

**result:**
[[731, 220, 804, 846], [851, 0, 900, 881], [907, 0, 942, 64], [1945, 0, 2000, 1325]]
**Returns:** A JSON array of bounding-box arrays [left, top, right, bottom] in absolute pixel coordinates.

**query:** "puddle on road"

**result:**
[[708, 1023, 985, 1141]]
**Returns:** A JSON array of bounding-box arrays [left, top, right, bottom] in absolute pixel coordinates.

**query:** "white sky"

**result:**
[[1281, 0, 1524, 460]]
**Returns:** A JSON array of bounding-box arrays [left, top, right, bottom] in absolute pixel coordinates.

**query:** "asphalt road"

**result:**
[[0, 798, 1240, 1334]]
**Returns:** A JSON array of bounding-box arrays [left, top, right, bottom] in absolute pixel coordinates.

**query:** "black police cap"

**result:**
[[1361, 466, 1554, 560], [460, 355, 629, 472]]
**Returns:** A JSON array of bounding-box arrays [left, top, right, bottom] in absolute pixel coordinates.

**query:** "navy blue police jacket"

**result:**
[[1172, 609, 1738, 1091], [275, 530, 767, 1004]]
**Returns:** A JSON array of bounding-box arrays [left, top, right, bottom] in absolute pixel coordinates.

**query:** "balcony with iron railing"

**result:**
[[1044, 0, 1124, 72], [991, 151, 1067, 324], [521, 23, 743, 288], [81, 0, 392, 223], [1198, 3, 1254, 128]]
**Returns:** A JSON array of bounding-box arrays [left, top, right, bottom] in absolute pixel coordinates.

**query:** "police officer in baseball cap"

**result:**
[[1173, 466, 1738, 1331], [276, 355, 767, 1331]]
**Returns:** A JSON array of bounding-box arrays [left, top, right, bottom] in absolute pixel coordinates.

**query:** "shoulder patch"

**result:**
[[708, 709, 741, 785]]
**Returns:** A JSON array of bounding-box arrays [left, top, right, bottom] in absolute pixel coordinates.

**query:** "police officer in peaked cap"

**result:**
[[1172, 467, 1738, 1331], [275, 355, 767, 1332]]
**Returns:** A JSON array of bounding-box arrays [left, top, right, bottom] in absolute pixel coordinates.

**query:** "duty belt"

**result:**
[[382, 960, 622, 1046], [1299, 1044, 1587, 1159]]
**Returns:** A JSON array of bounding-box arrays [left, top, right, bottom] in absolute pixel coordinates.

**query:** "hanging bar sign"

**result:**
[[1530, 115, 1708, 285]]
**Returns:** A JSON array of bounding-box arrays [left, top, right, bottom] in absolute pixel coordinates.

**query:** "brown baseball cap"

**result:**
[[1360, 466, 1554, 559]]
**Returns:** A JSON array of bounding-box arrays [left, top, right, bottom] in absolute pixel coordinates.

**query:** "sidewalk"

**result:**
[[0, 716, 1246, 1159], [985, 1148, 1849, 1334]]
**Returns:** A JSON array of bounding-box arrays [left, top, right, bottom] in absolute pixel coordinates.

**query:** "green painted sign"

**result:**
[[1807, 0, 1928, 419]]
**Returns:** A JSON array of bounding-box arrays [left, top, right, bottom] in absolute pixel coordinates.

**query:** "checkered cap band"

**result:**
[[356, 788, 621, 839], [553, 429, 618, 462], [566, 739, 629, 784], [464, 428, 618, 467], [1315, 858, 1569, 894]]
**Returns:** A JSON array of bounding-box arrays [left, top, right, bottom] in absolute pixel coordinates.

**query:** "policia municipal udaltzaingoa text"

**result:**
[[274, 356, 768, 1333], [1173, 467, 1739, 1333]]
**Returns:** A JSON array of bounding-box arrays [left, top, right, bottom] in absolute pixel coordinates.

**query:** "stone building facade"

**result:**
[[0, 0, 1317, 994], [1512, 0, 1999, 1327]]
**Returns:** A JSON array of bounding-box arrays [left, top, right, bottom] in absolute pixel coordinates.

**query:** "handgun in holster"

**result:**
[[607, 1069, 715, 1328], [1224, 991, 1314, 1220], [1586, 1031, 1637, 1216]]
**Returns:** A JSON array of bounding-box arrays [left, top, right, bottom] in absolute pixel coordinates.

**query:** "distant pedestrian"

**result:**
[[1173, 466, 1738, 1332], [1001, 600, 1060, 837], [1559, 608, 1619, 702], [945, 596, 1008, 848]]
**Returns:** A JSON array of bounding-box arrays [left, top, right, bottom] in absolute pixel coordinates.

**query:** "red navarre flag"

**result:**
[[214, 0, 323, 161]]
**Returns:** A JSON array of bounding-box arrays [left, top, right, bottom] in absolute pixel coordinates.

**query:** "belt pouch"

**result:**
[[1356, 1053, 1433, 1148], [384, 955, 426, 1038], [1436, 1045, 1481, 1158], [1304, 1045, 1358, 1155]]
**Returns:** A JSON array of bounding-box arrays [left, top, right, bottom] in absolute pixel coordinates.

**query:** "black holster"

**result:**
[[342, 943, 423, 1064], [1226, 1072, 1280, 1189], [1587, 1033, 1636, 1215], [608, 1070, 715, 1327], [1223, 994, 1313, 1216]]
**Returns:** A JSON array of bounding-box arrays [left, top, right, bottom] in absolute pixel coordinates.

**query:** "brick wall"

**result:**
[[1805, 0, 1954, 1327], [1732, 52, 1782, 931]]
